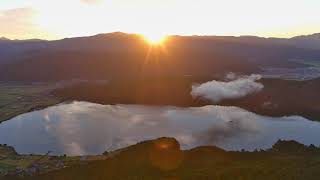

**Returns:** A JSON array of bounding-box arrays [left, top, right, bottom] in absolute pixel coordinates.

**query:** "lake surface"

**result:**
[[1, 101, 320, 155]]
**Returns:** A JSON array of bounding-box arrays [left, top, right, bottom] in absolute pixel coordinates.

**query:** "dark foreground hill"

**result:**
[[5, 138, 320, 180]]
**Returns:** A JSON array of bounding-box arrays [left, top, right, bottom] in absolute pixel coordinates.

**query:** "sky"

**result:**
[[0, 0, 320, 40]]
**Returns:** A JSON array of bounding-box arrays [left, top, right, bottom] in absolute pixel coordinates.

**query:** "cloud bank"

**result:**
[[191, 74, 264, 103], [0, 8, 50, 39], [0, 8, 35, 36]]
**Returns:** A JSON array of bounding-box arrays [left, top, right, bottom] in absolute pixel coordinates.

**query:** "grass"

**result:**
[[3, 138, 320, 180], [0, 83, 62, 123], [0, 145, 82, 177]]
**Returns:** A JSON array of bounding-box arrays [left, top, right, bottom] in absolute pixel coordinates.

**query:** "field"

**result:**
[[0, 144, 82, 177], [0, 83, 62, 123]]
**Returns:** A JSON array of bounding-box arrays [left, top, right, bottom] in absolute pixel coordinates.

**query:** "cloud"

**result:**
[[0, 8, 35, 35], [225, 72, 237, 80], [65, 142, 86, 155], [0, 7, 48, 39], [195, 107, 259, 144], [191, 74, 264, 103]]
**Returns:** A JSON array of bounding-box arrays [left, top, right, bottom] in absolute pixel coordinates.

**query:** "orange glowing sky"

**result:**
[[1, 0, 320, 40]]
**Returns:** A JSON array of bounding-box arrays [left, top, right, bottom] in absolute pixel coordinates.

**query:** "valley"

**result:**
[[0, 32, 320, 179]]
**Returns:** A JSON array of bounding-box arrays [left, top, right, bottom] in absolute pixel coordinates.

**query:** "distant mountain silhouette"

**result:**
[[0, 37, 10, 41], [290, 33, 320, 50], [0, 32, 319, 81], [292, 33, 320, 40]]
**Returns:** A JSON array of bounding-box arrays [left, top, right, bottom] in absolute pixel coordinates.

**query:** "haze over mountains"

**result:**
[[0, 32, 319, 82]]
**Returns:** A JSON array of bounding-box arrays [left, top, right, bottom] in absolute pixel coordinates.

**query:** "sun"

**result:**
[[142, 33, 168, 45]]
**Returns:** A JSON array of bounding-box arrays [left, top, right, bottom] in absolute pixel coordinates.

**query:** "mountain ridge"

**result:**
[[0, 32, 319, 82], [1, 32, 320, 41]]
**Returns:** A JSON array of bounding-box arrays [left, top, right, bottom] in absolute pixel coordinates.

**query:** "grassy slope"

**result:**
[[3, 138, 320, 180], [0, 83, 62, 123], [0, 145, 83, 177]]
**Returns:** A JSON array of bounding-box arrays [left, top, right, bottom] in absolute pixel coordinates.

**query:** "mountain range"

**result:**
[[0, 32, 319, 82]]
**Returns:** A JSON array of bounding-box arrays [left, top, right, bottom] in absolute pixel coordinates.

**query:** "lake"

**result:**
[[0, 101, 319, 155]]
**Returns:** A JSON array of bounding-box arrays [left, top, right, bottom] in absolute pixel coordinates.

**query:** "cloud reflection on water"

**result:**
[[0, 101, 319, 155]]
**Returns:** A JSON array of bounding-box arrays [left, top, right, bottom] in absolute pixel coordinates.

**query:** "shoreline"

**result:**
[[0, 100, 63, 124]]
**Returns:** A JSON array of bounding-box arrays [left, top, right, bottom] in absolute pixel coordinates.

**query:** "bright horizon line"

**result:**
[[1, 31, 319, 41], [2, 0, 320, 41]]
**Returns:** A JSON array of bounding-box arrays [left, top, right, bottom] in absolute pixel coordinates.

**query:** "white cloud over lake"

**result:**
[[191, 74, 264, 103]]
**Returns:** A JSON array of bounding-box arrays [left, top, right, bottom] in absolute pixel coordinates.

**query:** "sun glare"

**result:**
[[143, 33, 167, 45]]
